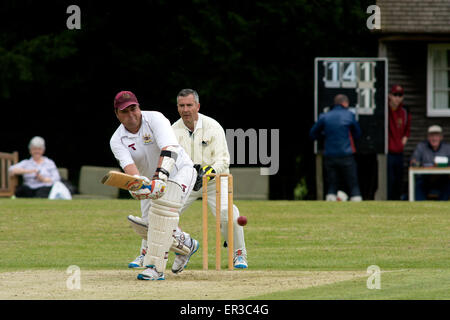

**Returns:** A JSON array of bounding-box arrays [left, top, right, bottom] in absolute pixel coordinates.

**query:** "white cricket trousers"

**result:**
[[180, 176, 246, 254]]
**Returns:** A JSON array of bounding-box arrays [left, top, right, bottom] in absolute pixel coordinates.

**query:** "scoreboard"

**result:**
[[314, 58, 388, 154]]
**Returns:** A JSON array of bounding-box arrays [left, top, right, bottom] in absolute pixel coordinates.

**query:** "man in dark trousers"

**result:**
[[387, 84, 411, 200], [310, 94, 362, 201]]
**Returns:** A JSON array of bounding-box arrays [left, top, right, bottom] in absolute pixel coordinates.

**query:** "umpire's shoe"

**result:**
[[171, 239, 199, 274]]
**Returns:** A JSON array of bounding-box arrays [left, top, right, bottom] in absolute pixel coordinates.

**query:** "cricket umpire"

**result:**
[[172, 88, 248, 269], [110, 91, 199, 280]]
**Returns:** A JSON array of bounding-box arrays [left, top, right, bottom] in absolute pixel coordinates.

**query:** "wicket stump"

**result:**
[[202, 173, 234, 270]]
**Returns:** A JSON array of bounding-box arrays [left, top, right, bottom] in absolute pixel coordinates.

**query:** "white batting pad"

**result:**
[[143, 180, 184, 272], [143, 213, 178, 272]]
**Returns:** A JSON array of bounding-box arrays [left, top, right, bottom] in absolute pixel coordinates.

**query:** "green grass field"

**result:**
[[0, 199, 449, 299]]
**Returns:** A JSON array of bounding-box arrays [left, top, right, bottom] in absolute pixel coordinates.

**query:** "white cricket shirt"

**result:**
[[172, 113, 230, 174], [110, 111, 193, 179]]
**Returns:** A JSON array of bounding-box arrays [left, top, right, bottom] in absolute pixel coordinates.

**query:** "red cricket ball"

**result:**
[[237, 216, 248, 226]]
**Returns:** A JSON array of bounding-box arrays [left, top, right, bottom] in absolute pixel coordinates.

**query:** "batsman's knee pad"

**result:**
[[152, 179, 184, 211], [143, 180, 183, 272]]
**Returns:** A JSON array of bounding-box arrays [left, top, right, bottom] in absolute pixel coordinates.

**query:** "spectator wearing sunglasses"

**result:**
[[387, 84, 411, 200]]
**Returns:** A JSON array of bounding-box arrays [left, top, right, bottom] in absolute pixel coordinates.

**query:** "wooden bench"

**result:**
[[0, 151, 19, 197], [74, 165, 121, 199], [58, 168, 69, 180]]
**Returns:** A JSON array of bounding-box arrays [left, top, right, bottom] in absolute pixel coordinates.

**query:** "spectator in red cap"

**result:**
[[387, 84, 411, 200]]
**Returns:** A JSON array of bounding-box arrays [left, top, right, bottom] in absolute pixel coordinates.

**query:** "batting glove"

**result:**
[[129, 178, 167, 200], [134, 175, 151, 186], [129, 175, 151, 200], [147, 179, 166, 199], [129, 188, 151, 200]]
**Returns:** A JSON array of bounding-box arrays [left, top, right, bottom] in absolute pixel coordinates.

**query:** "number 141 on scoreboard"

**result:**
[[323, 61, 376, 88], [323, 61, 377, 115]]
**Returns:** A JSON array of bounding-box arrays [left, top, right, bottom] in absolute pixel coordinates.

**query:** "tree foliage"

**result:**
[[0, 0, 377, 199]]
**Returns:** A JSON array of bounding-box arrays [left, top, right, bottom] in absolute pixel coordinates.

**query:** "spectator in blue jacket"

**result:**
[[310, 94, 362, 201]]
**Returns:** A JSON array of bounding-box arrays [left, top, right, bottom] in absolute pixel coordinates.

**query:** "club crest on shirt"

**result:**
[[143, 133, 152, 144]]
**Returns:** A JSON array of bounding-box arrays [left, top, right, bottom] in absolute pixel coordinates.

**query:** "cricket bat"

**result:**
[[101, 171, 148, 191]]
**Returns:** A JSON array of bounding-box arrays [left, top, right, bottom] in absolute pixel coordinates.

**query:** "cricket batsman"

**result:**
[[110, 90, 199, 280]]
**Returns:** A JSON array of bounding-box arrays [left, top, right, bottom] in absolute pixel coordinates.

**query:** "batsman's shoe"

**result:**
[[128, 254, 145, 269], [137, 266, 165, 281], [171, 239, 199, 274], [234, 249, 248, 269]]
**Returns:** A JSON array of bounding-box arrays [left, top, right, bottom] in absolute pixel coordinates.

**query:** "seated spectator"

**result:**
[[410, 125, 450, 200], [8, 136, 61, 198]]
